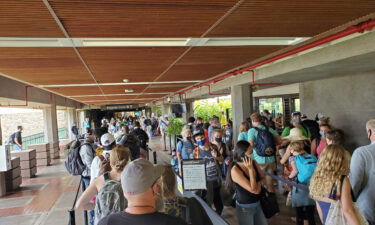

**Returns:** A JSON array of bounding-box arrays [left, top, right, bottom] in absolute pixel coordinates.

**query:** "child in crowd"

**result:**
[[289, 141, 318, 225]]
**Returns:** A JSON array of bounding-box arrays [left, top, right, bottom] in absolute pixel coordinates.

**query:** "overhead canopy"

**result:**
[[0, 0, 375, 106]]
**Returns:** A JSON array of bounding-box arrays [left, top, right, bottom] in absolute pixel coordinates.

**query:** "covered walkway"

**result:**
[[0, 137, 319, 225]]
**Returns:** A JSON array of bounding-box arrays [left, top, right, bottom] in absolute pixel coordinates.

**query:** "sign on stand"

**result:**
[[181, 159, 207, 191], [0, 145, 12, 172]]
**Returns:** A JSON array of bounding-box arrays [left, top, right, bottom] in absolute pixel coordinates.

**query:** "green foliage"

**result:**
[[194, 97, 232, 122], [166, 117, 184, 136], [155, 106, 162, 117]]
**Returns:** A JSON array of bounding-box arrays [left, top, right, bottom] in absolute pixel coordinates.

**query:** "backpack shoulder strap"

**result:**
[[103, 172, 110, 181], [98, 154, 105, 161]]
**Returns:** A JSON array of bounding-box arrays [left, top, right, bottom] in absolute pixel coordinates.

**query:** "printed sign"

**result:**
[[181, 159, 207, 190], [0, 145, 12, 172]]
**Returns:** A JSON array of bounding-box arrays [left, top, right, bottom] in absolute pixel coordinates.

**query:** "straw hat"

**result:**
[[283, 128, 309, 141]]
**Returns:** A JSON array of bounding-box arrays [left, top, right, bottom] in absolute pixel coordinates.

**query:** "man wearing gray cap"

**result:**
[[98, 159, 187, 225]]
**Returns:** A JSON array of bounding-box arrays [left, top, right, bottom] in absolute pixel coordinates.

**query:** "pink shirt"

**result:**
[[316, 139, 328, 158]]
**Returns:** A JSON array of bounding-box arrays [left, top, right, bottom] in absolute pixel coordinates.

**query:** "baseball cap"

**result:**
[[100, 133, 115, 147], [121, 159, 164, 196]]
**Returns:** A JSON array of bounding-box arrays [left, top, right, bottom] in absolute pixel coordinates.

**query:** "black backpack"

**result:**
[[7, 132, 16, 144], [254, 127, 276, 157], [65, 142, 86, 176], [117, 134, 141, 160]]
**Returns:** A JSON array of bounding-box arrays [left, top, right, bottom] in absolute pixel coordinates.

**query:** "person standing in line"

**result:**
[[226, 141, 267, 225], [310, 144, 362, 225], [248, 113, 281, 193], [76, 145, 131, 225], [193, 130, 224, 215], [350, 119, 375, 225], [98, 159, 188, 225], [90, 133, 116, 184], [238, 121, 250, 141], [71, 122, 79, 140]]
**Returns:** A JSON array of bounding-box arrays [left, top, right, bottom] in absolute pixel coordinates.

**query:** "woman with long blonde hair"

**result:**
[[310, 144, 362, 225], [76, 145, 131, 225]]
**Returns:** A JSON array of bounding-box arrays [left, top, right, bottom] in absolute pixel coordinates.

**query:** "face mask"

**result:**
[[197, 139, 206, 146], [215, 137, 222, 143], [293, 119, 301, 124], [320, 131, 325, 137]]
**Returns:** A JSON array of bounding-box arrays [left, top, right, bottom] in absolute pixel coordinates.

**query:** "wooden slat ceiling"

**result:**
[[49, 0, 237, 37], [78, 47, 188, 83], [0, 0, 63, 37], [0, 48, 94, 85], [207, 0, 375, 37], [0, 1, 375, 106], [157, 46, 285, 82], [47, 86, 102, 96]]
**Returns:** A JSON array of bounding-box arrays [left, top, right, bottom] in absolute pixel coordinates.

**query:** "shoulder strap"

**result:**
[[98, 154, 105, 161], [339, 175, 357, 201], [103, 172, 110, 181], [234, 163, 250, 179]]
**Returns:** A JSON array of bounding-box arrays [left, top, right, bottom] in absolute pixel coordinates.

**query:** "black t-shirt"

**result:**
[[98, 212, 187, 225]]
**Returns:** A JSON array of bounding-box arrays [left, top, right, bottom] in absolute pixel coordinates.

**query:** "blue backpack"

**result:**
[[254, 127, 276, 157], [294, 154, 317, 185]]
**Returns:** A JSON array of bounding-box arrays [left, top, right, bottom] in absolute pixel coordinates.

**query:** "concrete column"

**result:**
[[231, 84, 252, 140], [43, 96, 59, 144], [182, 101, 194, 123], [161, 103, 169, 117], [67, 108, 77, 140]]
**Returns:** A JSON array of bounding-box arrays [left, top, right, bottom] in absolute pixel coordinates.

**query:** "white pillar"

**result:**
[[67, 108, 77, 140], [231, 84, 253, 140], [161, 103, 169, 117], [43, 96, 59, 144]]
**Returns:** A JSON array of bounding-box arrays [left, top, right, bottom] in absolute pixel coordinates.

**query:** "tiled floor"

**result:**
[[0, 136, 321, 225]]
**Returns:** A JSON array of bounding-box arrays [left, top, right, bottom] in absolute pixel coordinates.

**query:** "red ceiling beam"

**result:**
[[177, 19, 375, 95]]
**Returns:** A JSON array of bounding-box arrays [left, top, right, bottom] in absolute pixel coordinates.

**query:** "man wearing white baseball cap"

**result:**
[[90, 133, 116, 184], [98, 159, 187, 225]]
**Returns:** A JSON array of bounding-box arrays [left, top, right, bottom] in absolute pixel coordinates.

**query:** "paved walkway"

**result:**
[[0, 136, 321, 225]]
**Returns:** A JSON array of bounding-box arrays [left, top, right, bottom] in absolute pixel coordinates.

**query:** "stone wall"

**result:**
[[300, 72, 375, 151], [0, 110, 67, 142]]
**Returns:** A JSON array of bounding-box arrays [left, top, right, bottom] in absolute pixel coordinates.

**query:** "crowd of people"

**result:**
[[67, 110, 374, 225], [174, 111, 374, 225]]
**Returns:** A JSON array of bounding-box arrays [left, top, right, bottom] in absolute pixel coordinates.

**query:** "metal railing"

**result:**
[[21, 127, 68, 149]]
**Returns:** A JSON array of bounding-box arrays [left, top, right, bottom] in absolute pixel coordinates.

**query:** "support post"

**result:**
[[67, 108, 77, 140], [43, 96, 59, 144], [231, 84, 253, 140]]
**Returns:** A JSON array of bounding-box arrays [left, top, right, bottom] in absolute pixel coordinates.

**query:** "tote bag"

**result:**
[[325, 201, 368, 225]]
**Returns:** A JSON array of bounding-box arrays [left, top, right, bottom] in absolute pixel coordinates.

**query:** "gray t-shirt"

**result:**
[[98, 212, 187, 225], [350, 142, 375, 224]]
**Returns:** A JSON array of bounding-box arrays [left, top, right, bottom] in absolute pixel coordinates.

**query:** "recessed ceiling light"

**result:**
[[125, 89, 134, 93], [123, 79, 129, 83]]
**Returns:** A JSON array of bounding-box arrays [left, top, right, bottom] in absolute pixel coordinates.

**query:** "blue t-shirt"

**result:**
[[237, 131, 248, 141], [177, 140, 195, 159], [248, 125, 279, 164]]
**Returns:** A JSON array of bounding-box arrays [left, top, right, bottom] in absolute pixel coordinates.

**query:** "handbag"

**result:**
[[260, 187, 280, 219], [68, 178, 82, 225], [325, 176, 369, 225]]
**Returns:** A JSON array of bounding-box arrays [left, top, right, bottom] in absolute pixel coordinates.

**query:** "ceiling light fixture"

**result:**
[[124, 89, 134, 93], [122, 79, 129, 83]]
